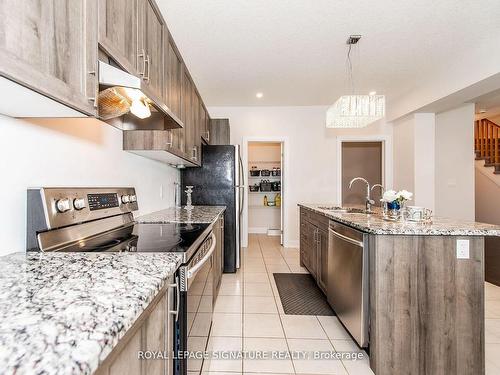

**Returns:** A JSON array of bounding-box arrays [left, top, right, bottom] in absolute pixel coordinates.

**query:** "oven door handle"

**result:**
[[169, 276, 180, 322], [187, 233, 216, 279]]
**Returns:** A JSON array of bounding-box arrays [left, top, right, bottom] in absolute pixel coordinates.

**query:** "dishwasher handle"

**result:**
[[329, 227, 364, 248]]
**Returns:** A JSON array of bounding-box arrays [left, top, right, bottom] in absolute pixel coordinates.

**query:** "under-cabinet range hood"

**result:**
[[98, 61, 183, 130]]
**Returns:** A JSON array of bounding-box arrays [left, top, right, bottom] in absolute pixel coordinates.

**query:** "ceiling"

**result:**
[[157, 0, 500, 107]]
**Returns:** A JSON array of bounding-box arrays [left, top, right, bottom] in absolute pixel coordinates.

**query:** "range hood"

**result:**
[[98, 61, 183, 130]]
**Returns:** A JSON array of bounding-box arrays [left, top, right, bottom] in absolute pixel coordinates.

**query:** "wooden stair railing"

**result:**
[[475, 118, 500, 174]]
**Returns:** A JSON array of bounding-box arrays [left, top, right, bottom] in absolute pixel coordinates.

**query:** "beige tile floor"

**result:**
[[203, 234, 500, 375]]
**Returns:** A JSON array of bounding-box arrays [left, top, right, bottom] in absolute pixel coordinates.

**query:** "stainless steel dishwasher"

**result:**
[[327, 221, 369, 348]]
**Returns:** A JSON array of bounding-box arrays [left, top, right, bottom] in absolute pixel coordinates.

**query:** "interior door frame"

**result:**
[[241, 136, 289, 248], [336, 135, 393, 205]]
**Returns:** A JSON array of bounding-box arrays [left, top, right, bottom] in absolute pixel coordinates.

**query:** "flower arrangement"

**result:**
[[381, 190, 413, 209]]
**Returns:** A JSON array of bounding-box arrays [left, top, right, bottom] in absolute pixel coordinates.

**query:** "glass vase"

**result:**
[[383, 201, 402, 221]]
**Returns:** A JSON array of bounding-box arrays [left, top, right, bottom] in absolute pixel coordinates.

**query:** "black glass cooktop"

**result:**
[[58, 222, 210, 254]]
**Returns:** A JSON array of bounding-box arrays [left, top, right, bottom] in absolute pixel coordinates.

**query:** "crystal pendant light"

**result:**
[[326, 36, 385, 128]]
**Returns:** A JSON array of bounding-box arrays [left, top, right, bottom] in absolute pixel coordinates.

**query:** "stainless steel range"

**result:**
[[26, 187, 217, 375]]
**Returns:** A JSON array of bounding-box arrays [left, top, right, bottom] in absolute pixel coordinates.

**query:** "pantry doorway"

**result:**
[[242, 137, 287, 247]]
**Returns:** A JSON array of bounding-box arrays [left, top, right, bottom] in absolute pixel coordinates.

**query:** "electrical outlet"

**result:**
[[160, 184, 164, 199], [456, 239, 470, 259]]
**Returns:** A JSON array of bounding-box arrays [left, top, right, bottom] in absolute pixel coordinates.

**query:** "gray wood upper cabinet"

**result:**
[[99, 0, 164, 99], [138, 0, 164, 99], [182, 71, 197, 164], [192, 88, 202, 162], [209, 119, 231, 145], [200, 104, 209, 144], [165, 37, 185, 156], [98, 0, 139, 75], [0, 0, 98, 115], [165, 37, 183, 120]]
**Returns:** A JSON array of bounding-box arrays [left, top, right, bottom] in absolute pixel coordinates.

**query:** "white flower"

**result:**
[[381, 190, 399, 203], [398, 190, 413, 201]]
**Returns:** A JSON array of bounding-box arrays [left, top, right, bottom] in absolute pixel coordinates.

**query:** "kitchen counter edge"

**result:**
[[298, 203, 500, 236]]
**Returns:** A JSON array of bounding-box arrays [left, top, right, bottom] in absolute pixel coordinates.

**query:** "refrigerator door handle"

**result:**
[[238, 155, 245, 215]]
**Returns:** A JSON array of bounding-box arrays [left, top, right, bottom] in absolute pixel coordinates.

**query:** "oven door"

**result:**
[[176, 233, 216, 375]]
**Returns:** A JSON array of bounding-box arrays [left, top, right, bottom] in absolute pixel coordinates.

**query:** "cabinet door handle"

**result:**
[[87, 68, 97, 107], [138, 49, 146, 76], [144, 54, 150, 82], [206, 130, 210, 142], [168, 276, 180, 322], [166, 131, 173, 147], [191, 147, 197, 160]]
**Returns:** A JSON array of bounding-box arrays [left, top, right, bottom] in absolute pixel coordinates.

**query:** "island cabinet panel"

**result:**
[[0, 0, 98, 115], [369, 235, 484, 375], [98, 0, 139, 75]]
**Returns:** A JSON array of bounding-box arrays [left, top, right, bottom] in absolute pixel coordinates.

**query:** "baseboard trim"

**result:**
[[284, 240, 299, 248], [248, 227, 268, 234]]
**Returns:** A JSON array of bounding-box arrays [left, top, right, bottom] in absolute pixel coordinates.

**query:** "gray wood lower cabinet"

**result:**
[[213, 214, 224, 296], [299, 208, 328, 293], [95, 278, 174, 375], [0, 0, 98, 115], [209, 119, 231, 145]]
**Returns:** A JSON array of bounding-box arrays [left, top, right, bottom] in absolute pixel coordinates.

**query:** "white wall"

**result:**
[[393, 104, 475, 219], [0, 115, 179, 256], [435, 103, 475, 220], [392, 116, 415, 194], [208, 106, 392, 247], [413, 113, 436, 209]]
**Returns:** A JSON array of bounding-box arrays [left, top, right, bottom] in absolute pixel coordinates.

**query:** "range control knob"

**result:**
[[55, 198, 71, 213], [73, 198, 86, 210], [129, 194, 137, 203], [121, 194, 131, 204]]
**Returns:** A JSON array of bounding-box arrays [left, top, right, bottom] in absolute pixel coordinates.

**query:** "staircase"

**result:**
[[475, 118, 500, 174]]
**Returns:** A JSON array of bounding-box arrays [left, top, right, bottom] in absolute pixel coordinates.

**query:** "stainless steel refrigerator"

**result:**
[[181, 145, 244, 272]]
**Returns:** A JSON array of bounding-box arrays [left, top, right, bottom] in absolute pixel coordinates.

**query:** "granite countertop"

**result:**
[[0, 251, 183, 375], [136, 205, 226, 224], [299, 203, 500, 236]]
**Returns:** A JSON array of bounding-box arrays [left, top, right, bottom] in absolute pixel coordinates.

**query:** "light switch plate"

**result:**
[[456, 239, 470, 259]]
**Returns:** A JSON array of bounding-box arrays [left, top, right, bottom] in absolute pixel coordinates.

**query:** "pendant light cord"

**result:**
[[346, 43, 355, 95]]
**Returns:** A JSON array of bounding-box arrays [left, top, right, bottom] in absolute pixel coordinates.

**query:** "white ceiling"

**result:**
[[157, 0, 500, 107]]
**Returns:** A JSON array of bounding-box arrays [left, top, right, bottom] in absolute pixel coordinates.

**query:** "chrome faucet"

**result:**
[[371, 184, 385, 195], [348, 177, 376, 213]]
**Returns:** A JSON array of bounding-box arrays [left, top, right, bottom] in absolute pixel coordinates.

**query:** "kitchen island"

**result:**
[[299, 203, 500, 375], [0, 251, 182, 375]]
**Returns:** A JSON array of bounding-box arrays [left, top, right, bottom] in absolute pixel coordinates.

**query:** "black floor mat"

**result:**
[[273, 273, 335, 316]]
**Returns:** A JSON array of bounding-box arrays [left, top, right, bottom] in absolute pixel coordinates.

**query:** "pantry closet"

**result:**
[[247, 142, 283, 242]]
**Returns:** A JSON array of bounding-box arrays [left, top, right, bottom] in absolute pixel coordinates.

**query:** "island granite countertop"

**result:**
[[299, 203, 500, 236], [0, 251, 183, 375], [136, 205, 226, 224]]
